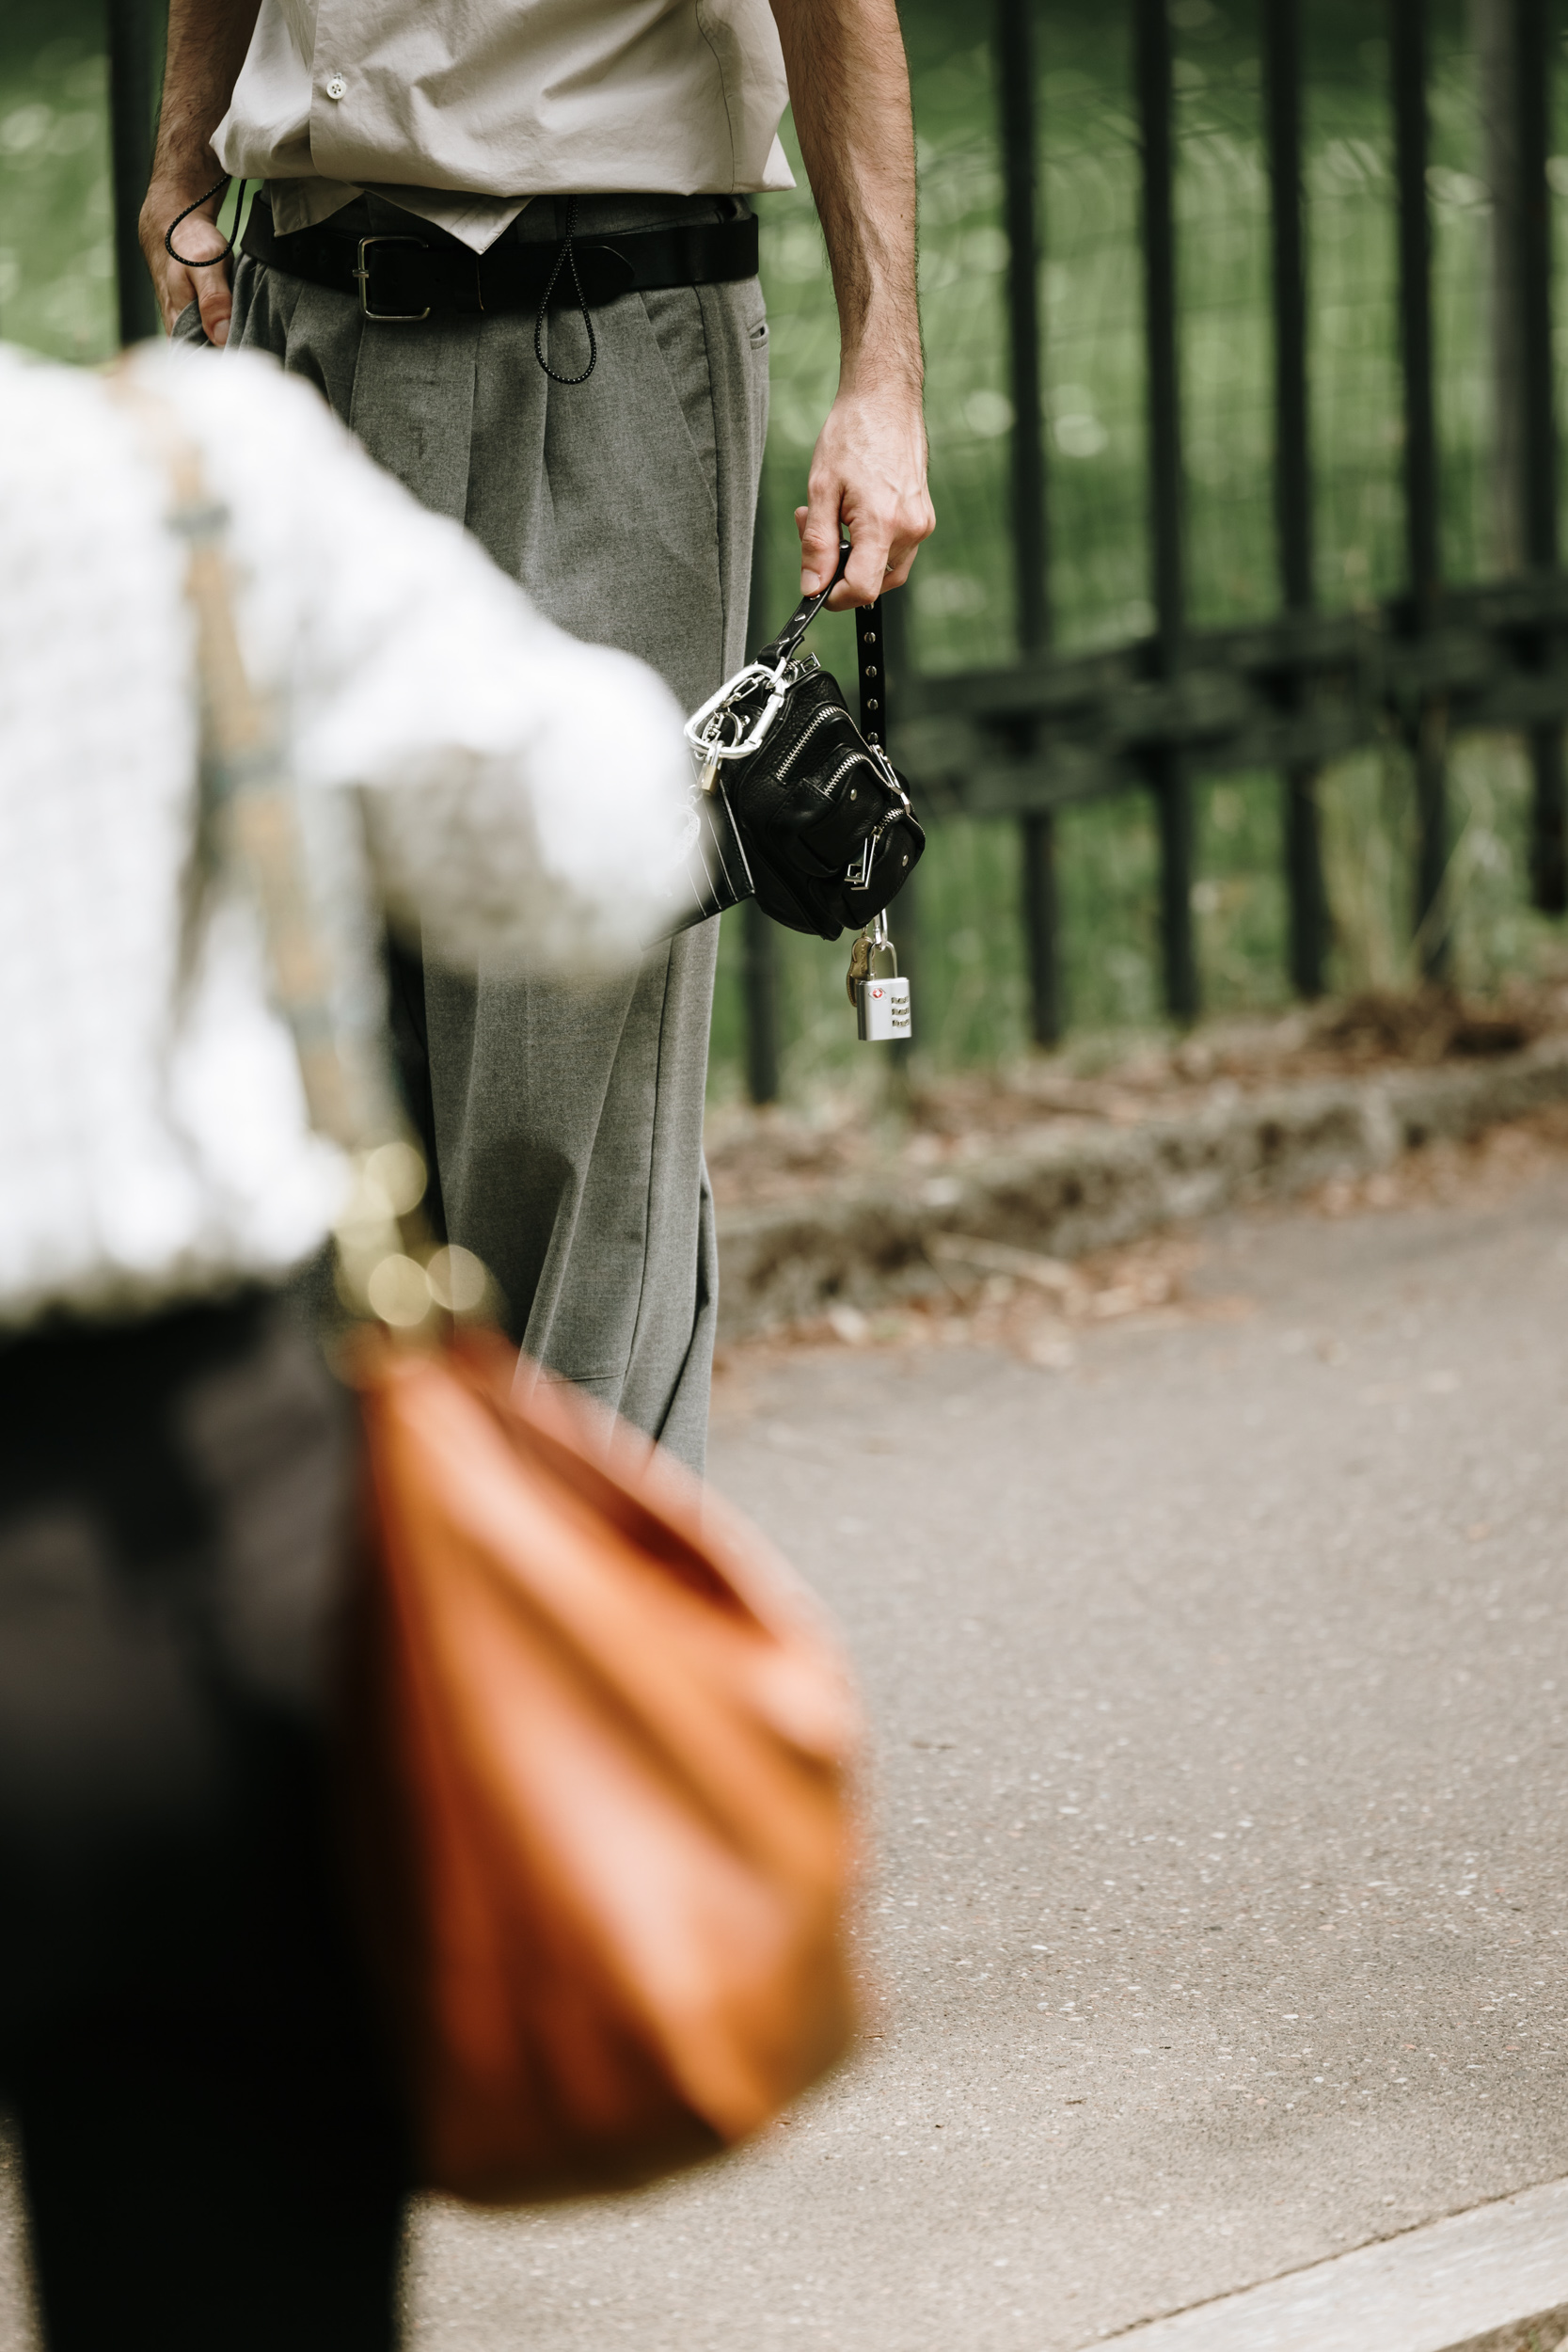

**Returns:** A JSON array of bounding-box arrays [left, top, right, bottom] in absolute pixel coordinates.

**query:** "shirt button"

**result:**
[[325, 73, 347, 99]]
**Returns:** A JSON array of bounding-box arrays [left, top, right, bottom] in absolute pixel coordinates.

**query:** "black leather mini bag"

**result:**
[[669, 551, 925, 943]]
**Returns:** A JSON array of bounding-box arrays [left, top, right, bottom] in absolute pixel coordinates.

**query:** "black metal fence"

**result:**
[[878, 0, 1568, 1059], [103, 0, 1568, 1098]]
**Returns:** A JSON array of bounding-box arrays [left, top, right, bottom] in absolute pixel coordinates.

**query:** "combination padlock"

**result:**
[[848, 913, 911, 1043]]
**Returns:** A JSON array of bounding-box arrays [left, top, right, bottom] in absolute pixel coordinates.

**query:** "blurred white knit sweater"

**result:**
[[0, 341, 693, 1327]]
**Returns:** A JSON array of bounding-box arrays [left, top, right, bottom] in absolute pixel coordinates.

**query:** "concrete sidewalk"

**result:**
[[406, 1157, 1568, 2349]]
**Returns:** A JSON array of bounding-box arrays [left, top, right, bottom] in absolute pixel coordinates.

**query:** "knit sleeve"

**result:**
[[153, 345, 697, 970]]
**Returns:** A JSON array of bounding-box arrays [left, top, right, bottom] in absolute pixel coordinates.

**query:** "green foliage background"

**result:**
[[5, 0, 1567, 1102]]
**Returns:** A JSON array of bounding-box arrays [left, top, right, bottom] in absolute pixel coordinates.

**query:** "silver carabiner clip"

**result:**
[[683, 659, 789, 775]]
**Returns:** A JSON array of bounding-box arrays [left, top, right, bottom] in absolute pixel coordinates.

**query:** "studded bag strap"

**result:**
[[752, 546, 893, 753], [753, 542, 853, 671], [854, 600, 890, 754]]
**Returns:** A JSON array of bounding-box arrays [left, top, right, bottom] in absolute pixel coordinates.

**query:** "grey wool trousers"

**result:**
[[218, 193, 768, 1470]]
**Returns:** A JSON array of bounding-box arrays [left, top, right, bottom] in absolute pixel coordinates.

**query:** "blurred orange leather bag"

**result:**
[[132, 375, 863, 2205], [338, 1327, 862, 2203]]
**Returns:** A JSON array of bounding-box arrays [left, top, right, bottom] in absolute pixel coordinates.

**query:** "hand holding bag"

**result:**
[[673, 546, 927, 940], [120, 367, 864, 2203]]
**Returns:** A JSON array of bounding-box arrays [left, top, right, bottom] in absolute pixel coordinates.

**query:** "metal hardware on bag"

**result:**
[[870, 740, 914, 812], [684, 660, 789, 770], [682, 544, 850, 776], [846, 823, 885, 893], [857, 970, 911, 1042], [683, 652, 823, 786], [842, 743, 915, 891], [354, 234, 432, 322], [851, 911, 911, 1043]]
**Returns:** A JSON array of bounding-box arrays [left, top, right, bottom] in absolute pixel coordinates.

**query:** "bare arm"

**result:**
[[137, 0, 261, 345], [768, 0, 934, 608]]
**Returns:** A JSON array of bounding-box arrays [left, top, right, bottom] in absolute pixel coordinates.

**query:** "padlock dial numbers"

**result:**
[[856, 975, 911, 1043]]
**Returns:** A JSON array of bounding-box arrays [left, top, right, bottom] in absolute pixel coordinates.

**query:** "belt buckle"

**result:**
[[353, 234, 430, 323]]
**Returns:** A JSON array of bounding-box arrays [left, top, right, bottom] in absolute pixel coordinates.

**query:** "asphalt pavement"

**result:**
[[5, 1161, 1568, 2347]]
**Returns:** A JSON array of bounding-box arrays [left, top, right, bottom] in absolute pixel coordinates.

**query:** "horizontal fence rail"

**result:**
[[898, 577, 1568, 810]]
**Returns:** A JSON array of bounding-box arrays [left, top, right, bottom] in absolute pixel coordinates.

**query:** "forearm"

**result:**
[[769, 0, 922, 398], [768, 0, 933, 602], [149, 0, 261, 200]]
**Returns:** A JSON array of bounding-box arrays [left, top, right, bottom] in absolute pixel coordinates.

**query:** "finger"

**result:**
[[829, 526, 893, 611], [877, 496, 938, 594], [198, 260, 234, 349], [797, 479, 845, 597], [155, 262, 195, 336], [879, 529, 927, 594]]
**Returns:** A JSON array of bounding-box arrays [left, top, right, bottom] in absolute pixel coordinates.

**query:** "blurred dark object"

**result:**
[[338, 1326, 862, 2204], [385, 931, 449, 1245], [106, 0, 158, 345], [0, 1294, 406, 2350]]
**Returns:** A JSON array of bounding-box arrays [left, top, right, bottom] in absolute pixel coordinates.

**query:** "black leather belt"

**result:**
[[241, 195, 758, 322]]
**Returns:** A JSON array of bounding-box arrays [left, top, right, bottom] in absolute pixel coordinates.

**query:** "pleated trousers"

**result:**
[[207, 192, 768, 1470]]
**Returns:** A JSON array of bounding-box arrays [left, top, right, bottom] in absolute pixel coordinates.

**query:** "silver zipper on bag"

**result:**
[[816, 748, 882, 801], [773, 701, 847, 780]]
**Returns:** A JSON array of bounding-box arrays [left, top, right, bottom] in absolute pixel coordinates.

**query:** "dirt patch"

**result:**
[[712, 1228, 1243, 1381], [705, 986, 1568, 1218], [710, 1098, 1568, 1391], [1442, 2308, 1568, 2352], [1298, 1098, 1568, 1218]]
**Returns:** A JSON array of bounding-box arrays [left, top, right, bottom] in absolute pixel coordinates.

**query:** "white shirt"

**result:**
[[0, 342, 693, 1327], [214, 0, 795, 253]]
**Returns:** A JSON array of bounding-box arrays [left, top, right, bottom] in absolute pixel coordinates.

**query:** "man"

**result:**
[[140, 0, 935, 1472]]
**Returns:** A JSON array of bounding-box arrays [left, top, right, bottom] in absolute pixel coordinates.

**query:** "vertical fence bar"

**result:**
[[1134, 0, 1197, 1024], [996, 0, 1061, 1046], [740, 899, 781, 1104], [1022, 814, 1061, 1043], [1513, 0, 1558, 575], [107, 0, 159, 345], [1138, 0, 1184, 650], [1262, 0, 1328, 998], [741, 487, 781, 1103], [1391, 0, 1449, 973], [1392, 0, 1441, 613], [1511, 0, 1567, 911], [999, 0, 1050, 659]]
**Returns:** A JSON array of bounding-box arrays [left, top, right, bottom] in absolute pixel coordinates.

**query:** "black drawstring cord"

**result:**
[[533, 197, 598, 386], [165, 175, 237, 268]]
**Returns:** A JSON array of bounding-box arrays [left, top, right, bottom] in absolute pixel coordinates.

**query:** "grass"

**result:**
[[5, 0, 1568, 1099]]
